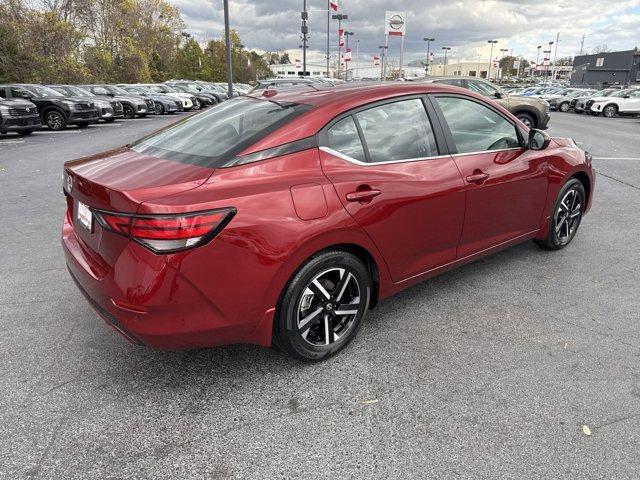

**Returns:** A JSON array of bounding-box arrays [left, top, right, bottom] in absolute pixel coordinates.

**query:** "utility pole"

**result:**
[[223, 0, 233, 98], [536, 45, 541, 77], [487, 40, 498, 79], [301, 0, 308, 76], [423, 37, 435, 76], [355, 39, 359, 80]]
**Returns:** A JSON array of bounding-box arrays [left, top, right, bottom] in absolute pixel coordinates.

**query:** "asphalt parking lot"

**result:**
[[1, 111, 639, 479]]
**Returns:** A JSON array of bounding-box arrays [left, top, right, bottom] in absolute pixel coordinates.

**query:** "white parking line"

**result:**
[[0, 140, 25, 144]]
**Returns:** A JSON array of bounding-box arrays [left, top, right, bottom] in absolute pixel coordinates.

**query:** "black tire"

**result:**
[[515, 112, 536, 128], [273, 251, 371, 362], [602, 104, 618, 118], [77, 122, 91, 128], [104, 118, 116, 123], [534, 178, 586, 251], [122, 104, 135, 119], [154, 103, 165, 115], [192, 98, 201, 110], [17, 130, 33, 136], [559, 102, 570, 112], [44, 110, 67, 131]]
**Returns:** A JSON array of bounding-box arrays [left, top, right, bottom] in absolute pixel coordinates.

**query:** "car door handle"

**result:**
[[465, 171, 490, 184], [346, 189, 382, 202]]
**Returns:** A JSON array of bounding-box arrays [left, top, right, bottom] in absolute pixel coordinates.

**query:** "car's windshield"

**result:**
[[610, 89, 632, 97], [25, 85, 64, 97], [67, 86, 94, 96], [131, 97, 312, 167], [105, 85, 130, 96]]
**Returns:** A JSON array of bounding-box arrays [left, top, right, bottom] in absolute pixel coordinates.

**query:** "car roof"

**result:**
[[241, 81, 490, 155]]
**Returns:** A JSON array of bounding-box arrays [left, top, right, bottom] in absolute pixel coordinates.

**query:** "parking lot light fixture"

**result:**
[[423, 37, 435, 75], [487, 40, 498, 79], [442, 46, 451, 73]]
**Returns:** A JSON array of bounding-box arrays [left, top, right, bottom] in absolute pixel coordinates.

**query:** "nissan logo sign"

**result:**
[[389, 14, 404, 30], [65, 174, 73, 193]]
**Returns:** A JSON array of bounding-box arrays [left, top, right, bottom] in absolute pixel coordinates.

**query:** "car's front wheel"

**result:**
[[122, 104, 135, 119], [193, 98, 201, 110], [534, 178, 585, 250], [154, 103, 165, 115], [602, 104, 618, 118], [274, 251, 371, 362], [515, 112, 535, 128], [44, 110, 67, 131], [559, 102, 570, 112]]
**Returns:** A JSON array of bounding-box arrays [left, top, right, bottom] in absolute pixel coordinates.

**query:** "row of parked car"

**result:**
[[507, 85, 640, 118], [0, 81, 253, 136]]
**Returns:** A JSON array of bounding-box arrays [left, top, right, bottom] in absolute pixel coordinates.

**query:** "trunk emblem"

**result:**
[[66, 174, 73, 193]]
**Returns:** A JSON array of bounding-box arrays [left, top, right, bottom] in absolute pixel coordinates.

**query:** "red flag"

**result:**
[[338, 28, 344, 47], [373, 55, 380, 66], [330, 0, 338, 11]]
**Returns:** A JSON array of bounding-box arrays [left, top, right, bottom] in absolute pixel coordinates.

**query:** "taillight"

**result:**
[[93, 208, 236, 253]]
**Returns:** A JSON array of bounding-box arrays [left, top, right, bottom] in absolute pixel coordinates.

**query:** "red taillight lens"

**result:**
[[93, 208, 236, 253]]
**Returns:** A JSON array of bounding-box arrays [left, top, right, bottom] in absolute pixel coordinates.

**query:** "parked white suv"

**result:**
[[586, 89, 640, 117]]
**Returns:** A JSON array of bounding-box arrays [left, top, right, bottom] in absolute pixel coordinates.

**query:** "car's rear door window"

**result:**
[[435, 96, 521, 153], [354, 99, 438, 162], [326, 116, 367, 162]]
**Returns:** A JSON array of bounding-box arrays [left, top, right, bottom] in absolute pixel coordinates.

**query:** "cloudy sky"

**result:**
[[170, 0, 640, 65]]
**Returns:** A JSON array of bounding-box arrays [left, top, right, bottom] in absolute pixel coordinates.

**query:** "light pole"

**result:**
[[332, 13, 348, 79], [355, 39, 359, 80], [344, 31, 354, 81], [543, 48, 551, 85], [442, 46, 451, 74], [378, 45, 388, 81], [301, 0, 308, 76], [536, 45, 541, 77], [423, 37, 435, 76], [223, 0, 233, 98], [487, 40, 498, 79], [550, 34, 559, 82]]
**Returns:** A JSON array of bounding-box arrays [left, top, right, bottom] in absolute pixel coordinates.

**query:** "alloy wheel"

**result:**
[[296, 267, 362, 346], [46, 112, 63, 130], [123, 105, 135, 119], [517, 115, 532, 127], [554, 187, 583, 245], [560, 102, 569, 112], [603, 105, 617, 118], [154, 103, 164, 115]]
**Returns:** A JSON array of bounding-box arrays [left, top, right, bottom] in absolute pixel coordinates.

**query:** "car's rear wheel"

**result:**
[[154, 103, 165, 115], [515, 112, 535, 128], [122, 104, 135, 119], [193, 98, 201, 110], [274, 251, 371, 362], [534, 178, 585, 250], [44, 110, 67, 131], [559, 102, 570, 112], [602, 104, 618, 118]]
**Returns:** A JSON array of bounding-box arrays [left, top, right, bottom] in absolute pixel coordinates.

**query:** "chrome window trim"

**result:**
[[320, 146, 524, 166]]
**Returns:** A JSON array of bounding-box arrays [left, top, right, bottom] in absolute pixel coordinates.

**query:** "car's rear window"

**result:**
[[131, 97, 312, 167]]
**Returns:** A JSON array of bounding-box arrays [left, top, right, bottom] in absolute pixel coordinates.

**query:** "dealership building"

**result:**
[[570, 49, 640, 86]]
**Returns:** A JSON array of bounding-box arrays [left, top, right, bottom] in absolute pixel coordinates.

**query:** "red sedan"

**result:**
[[62, 82, 595, 361]]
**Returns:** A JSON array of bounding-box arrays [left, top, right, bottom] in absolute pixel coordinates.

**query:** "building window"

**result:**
[[468, 70, 477, 77], [596, 57, 604, 67]]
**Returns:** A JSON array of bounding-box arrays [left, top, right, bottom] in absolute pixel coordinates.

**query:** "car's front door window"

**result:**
[[435, 96, 521, 154], [355, 98, 438, 162]]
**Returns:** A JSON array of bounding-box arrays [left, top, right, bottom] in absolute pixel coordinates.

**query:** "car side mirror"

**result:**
[[623, 95, 630, 98], [494, 91, 503, 99], [21, 92, 32, 99], [108, 93, 115, 97], [528, 129, 551, 150]]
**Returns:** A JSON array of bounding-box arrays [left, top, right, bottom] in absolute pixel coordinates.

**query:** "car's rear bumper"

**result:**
[[62, 212, 267, 350]]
